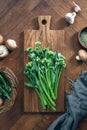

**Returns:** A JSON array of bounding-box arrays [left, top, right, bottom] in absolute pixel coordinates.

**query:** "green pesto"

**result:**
[[80, 28, 87, 46]]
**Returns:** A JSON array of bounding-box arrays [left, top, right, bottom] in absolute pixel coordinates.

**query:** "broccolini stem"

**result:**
[[41, 90, 56, 111], [38, 72, 56, 107], [35, 88, 47, 109], [55, 67, 62, 99], [45, 69, 56, 100]]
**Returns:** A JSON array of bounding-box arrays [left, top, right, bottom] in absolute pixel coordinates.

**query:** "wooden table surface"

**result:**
[[0, 0, 87, 130]]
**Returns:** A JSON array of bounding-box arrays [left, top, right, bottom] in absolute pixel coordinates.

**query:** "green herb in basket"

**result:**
[[0, 72, 12, 101], [24, 42, 66, 111]]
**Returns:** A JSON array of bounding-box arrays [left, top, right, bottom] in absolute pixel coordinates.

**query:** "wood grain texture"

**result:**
[[0, 0, 86, 130], [24, 15, 66, 112]]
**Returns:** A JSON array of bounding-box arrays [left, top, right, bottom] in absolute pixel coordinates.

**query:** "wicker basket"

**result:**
[[0, 67, 18, 114]]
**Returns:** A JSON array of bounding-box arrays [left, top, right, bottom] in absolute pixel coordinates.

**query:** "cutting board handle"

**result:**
[[38, 16, 51, 30]]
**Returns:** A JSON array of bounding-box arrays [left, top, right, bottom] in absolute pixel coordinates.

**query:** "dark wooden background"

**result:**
[[0, 0, 87, 130]]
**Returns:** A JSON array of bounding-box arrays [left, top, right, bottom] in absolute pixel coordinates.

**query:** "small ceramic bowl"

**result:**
[[78, 27, 87, 49]]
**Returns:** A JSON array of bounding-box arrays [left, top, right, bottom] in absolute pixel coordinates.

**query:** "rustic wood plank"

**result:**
[[10, 114, 58, 130], [10, 114, 42, 130]]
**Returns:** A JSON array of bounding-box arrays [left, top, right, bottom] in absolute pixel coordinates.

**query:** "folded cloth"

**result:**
[[47, 70, 87, 130]]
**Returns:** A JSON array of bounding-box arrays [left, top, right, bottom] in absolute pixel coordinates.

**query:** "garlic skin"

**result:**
[[0, 45, 9, 58], [73, 1, 81, 13], [6, 39, 17, 50], [65, 12, 76, 24], [0, 35, 4, 45]]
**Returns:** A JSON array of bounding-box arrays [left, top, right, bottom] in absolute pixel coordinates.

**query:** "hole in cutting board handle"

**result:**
[[42, 19, 47, 25]]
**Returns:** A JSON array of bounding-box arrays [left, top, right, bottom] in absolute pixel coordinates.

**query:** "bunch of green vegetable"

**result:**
[[0, 73, 12, 101], [24, 42, 66, 111]]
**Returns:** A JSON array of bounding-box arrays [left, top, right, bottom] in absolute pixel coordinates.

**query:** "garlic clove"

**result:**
[[5, 39, 17, 50], [0, 45, 9, 58], [65, 12, 76, 24], [0, 35, 4, 45], [70, 12, 76, 24], [73, 1, 81, 13]]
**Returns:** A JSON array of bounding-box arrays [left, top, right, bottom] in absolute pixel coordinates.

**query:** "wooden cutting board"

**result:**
[[24, 16, 66, 112]]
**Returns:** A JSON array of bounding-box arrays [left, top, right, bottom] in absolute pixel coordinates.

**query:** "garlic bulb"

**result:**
[[65, 12, 76, 24], [0, 45, 9, 58], [73, 1, 81, 13], [6, 39, 17, 50]]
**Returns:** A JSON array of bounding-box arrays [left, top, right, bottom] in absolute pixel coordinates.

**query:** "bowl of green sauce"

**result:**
[[78, 27, 87, 49]]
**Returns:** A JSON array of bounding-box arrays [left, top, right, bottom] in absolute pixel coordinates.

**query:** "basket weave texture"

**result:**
[[0, 67, 18, 114]]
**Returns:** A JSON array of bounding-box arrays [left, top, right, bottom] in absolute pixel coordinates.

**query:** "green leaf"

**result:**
[[25, 82, 34, 87]]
